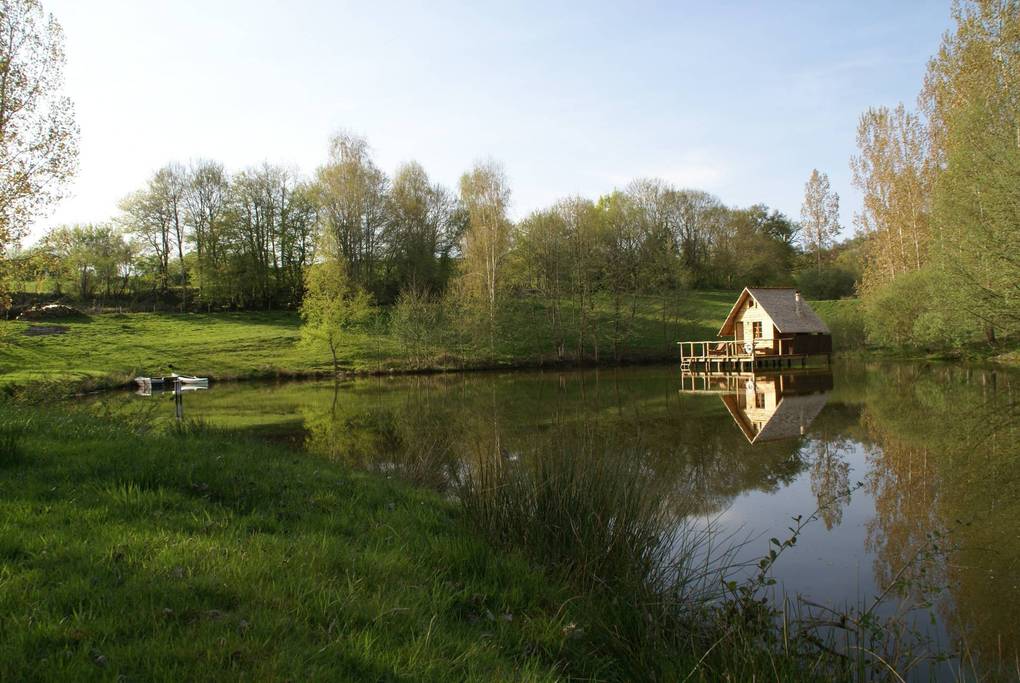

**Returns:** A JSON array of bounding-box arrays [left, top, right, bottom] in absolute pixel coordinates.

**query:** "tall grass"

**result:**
[[0, 398, 599, 681], [0, 420, 23, 466], [455, 432, 971, 681], [456, 432, 760, 677]]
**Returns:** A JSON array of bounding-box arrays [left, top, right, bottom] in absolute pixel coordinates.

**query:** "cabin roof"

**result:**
[[717, 287, 830, 336]]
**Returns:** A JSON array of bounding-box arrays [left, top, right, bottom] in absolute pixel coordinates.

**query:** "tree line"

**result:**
[[16, 132, 830, 315], [850, 0, 1019, 349]]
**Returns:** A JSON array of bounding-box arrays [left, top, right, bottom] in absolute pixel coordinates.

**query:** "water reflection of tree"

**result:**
[[302, 378, 462, 489], [859, 364, 1020, 672], [299, 368, 812, 516], [806, 435, 852, 530]]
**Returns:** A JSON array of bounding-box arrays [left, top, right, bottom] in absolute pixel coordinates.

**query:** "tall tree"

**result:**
[[715, 205, 798, 288], [663, 188, 723, 285], [0, 0, 78, 306], [158, 164, 188, 308], [557, 196, 602, 361], [384, 161, 461, 296], [923, 0, 1020, 342], [597, 191, 644, 360], [183, 160, 229, 306], [314, 132, 388, 293], [120, 176, 172, 295], [458, 159, 512, 351], [514, 207, 570, 359], [229, 164, 283, 308], [850, 105, 932, 293], [799, 169, 841, 270], [626, 179, 685, 352]]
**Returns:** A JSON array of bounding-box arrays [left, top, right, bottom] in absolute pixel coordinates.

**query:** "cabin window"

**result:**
[[754, 392, 766, 409], [752, 321, 763, 339], [747, 299, 755, 309]]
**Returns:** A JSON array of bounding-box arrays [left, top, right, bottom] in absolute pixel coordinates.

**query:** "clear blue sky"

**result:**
[[39, 0, 951, 239]]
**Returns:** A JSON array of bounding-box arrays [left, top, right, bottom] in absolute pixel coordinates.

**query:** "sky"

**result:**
[[35, 0, 952, 241]]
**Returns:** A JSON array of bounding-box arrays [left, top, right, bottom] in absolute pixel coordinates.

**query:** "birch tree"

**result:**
[[850, 105, 932, 294], [799, 169, 841, 269], [458, 159, 511, 351]]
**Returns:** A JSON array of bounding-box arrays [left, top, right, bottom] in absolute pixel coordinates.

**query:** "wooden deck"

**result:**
[[677, 338, 829, 373]]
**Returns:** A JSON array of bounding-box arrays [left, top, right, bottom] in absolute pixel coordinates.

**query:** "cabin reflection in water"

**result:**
[[680, 371, 832, 443]]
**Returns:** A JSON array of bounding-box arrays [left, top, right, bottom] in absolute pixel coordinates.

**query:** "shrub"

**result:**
[[812, 299, 867, 351], [795, 266, 857, 300], [861, 268, 971, 350], [390, 285, 445, 367]]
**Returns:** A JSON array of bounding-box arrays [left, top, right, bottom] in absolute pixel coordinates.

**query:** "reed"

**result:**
[[455, 433, 972, 681]]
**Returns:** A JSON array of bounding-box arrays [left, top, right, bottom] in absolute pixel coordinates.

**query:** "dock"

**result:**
[[677, 338, 828, 373]]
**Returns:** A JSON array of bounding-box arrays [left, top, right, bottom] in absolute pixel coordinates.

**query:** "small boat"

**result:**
[[134, 374, 209, 390]]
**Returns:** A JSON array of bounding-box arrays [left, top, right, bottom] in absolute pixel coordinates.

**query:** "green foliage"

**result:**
[[850, 1, 1020, 350], [0, 0, 78, 293], [930, 86, 1020, 342], [389, 286, 445, 368], [795, 265, 857, 300], [811, 299, 867, 351], [38, 223, 135, 301], [861, 268, 970, 350], [300, 260, 375, 373]]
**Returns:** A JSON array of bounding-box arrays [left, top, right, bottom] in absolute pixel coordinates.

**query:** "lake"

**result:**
[[88, 359, 1019, 679]]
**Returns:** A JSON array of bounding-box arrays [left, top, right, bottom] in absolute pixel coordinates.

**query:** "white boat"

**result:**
[[133, 374, 209, 390]]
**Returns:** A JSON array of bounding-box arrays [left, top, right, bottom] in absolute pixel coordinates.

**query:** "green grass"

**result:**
[[0, 400, 877, 682], [0, 292, 740, 393], [0, 311, 345, 391], [0, 404, 617, 681], [3, 356, 998, 680]]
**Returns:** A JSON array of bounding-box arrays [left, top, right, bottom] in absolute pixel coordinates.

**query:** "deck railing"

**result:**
[[678, 337, 794, 360]]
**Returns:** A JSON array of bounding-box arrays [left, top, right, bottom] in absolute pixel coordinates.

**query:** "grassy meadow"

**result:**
[[0, 291, 743, 393], [0, 404, 613, 681]]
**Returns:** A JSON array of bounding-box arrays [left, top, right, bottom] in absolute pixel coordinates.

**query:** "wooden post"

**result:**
[[174, 377, 183, 421]]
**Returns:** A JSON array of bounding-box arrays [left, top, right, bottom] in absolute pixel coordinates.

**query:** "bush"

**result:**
[[795, 266, 857, 300], [861, 268, 969, 350], [812, 299, 867, 351], [390, 286, 445, 367]]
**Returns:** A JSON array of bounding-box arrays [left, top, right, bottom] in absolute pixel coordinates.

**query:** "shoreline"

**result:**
[[9, 346, 1019, 399]]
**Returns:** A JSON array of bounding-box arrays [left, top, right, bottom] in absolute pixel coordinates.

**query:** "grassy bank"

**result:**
[[0, 292, 738, 393], [1, 379, 973, 679], [0, 400, 860, 682], [0, 403, 618, 681]]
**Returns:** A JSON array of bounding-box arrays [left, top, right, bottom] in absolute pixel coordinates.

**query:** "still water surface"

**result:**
[[93, 360, 1019, 676]]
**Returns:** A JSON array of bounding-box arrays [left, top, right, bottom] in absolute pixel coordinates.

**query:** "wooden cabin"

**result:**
[[679, 288, 832, 372]]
